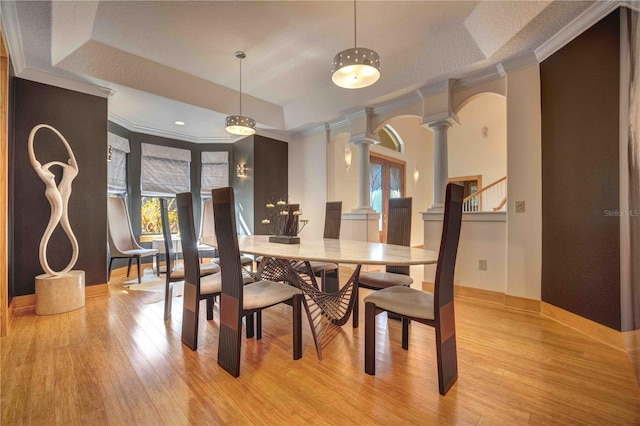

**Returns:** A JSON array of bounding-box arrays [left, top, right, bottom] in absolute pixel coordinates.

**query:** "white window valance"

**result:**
[[107, 132, 129, 194], [141, 143, 191, 197], [201, 151, 229, 196], [141, 143, 191, 162]]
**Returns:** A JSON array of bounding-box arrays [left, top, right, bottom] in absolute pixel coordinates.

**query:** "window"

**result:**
[[107, 132, 129, 195], [141, 196, 179, 234], [140, 144, 191, 234], [201, 151, 229, 197]]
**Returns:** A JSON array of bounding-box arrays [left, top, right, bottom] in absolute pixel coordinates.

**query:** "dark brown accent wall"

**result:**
[[232, 135, 288, 235], [541, 9, 621, 330], [12, 79, 108, 296]]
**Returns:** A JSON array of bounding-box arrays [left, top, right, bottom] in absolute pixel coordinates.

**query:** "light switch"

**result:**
[[479, 259, 487, 271], [515, 200, 525, 213]]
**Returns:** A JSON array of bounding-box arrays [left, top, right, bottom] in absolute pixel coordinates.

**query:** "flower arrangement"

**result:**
[[262, 198, 309, 239]]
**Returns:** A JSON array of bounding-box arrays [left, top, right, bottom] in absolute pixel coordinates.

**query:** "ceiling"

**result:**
[[1, 1, 600, 143]]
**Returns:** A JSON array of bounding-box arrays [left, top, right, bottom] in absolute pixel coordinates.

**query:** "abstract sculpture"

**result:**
[[28, 124, 80, 275], [28, 124, 84, 315]]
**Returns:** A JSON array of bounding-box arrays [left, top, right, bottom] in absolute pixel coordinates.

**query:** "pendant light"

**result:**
[[226, 51, 256, 135], [331, 0, 381, 89]]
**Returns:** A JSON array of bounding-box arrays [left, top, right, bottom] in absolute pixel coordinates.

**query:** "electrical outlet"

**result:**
[[479, 259, 487, 271], [515, 200, 525, 213]]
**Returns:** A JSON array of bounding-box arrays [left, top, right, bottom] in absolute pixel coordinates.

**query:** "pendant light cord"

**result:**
[[239, 56, 242, 116], [353, 0, 357, 48]]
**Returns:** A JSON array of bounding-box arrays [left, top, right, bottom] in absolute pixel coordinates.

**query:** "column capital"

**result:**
[[349, 133, 378, 146], [421, 112, 460, 130]]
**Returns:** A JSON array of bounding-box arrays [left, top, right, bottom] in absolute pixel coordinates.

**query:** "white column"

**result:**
[[352, 138, 376, 212], [428, 121, 452, 212]]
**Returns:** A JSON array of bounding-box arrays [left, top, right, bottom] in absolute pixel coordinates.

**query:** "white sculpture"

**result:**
[[27, 124, 79, 275]]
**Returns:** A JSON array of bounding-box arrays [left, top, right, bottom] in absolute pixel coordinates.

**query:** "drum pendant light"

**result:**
[[226, 51, 256, 135], [331, 0, 381, 89]]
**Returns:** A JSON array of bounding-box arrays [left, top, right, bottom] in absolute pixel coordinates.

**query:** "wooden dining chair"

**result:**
[[199, 199, 254, 270], [212, 187, 304, 377], [160, 197, 220, 322], [353, 197, 413, 327], [363, 183, 464, 395], [295, 201, 342, 292]]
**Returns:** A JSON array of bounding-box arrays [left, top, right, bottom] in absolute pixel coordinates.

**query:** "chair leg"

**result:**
[[246, 313, 255, 338], [163, 282, 173, 321], [108, 258, 115, 282], [256, 311, 262, 340], [292, 294, 302, 360], [435, 302, 458, 395], [136, 255, 142, 283], [206, 296, 214, 321], [352, 285, 359, 328], [126, 258, 133, 278], [402, 317, 410, 349], [364, 301, 376, 375]]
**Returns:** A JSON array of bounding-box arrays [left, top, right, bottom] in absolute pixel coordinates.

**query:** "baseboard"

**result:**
[[109, 262, 155, 279], [505, 294, 541, 312], [541, 302, 626, 351], [623, 329, 640, 352], [10, 282, 110, 312], [455, 285, 506, 306], [86, 283, 109, 298]]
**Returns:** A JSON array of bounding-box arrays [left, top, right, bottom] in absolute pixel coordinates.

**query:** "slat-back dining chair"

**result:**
[[364, 183, 464, 395], [161, 198, 220, 322], [212, 187, 303, 377], [295, 201, 342, 292], [107, 197, 158, 283], [353, 197, 413, 327], [199, 199, 254, 270]]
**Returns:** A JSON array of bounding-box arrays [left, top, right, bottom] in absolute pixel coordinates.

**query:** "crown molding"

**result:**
[[418, 79, 451, 99], [255, 128, 290, 143], [497, 53, 539, 77], [622, 1, 640, 12], [455, 67, 503, 91], [371, 89, 423, 116], [0, 0, 26, 74], [18, 67, 114, 98], [108, 112, 235, 144], [535, 1, 622, 63]]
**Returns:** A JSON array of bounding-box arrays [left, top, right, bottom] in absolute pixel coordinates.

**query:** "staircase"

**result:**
[[462, 176, 506, 213]]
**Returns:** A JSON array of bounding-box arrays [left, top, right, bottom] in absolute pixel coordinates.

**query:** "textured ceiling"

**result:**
[[2, 1, 597, 142]]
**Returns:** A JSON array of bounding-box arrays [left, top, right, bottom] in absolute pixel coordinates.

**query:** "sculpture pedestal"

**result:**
[[35, 270, 85, 315]]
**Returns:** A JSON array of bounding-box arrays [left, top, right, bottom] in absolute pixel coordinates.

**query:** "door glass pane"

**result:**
[[389, 166, 402, 198], [370, 162, 383, 213]]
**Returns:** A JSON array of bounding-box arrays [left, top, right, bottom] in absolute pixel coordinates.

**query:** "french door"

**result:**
[[370, 153, 405, 242]]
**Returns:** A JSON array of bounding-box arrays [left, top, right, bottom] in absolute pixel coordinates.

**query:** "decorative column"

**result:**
[[353, 138, 377, 212], [428, 121, 452, 212]]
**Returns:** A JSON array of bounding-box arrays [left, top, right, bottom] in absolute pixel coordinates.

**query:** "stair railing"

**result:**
[[462, 176, 507, 213]]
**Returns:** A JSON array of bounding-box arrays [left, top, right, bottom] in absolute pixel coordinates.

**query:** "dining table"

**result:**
[[202, 234, 439, 359]]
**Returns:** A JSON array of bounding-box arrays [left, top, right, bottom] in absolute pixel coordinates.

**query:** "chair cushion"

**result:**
[[213, 255, 253, 266], [364, 286, 435, 320], [358, 272, 413, 289], [119, 248, 158, 257], [295, 261, 338, 274], [200, 270, 255, 295], [169, 262, 220, 279], [243, 281, 302, 310]]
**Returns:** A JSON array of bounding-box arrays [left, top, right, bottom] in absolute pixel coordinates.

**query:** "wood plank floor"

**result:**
[[2, 270, 639, 425]]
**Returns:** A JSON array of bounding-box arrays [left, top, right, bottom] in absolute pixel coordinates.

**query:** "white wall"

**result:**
[[506, 64, 542, 300], [424, 214, 507, 293], [328, 130, 359, 212], [288, 130, 327, 239], [449, 94, 507, 188]]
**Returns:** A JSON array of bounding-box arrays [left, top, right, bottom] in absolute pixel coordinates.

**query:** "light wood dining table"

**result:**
[[201, 234, 439, 359]]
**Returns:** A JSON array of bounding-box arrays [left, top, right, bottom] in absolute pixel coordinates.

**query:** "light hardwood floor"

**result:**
[[2, 269, 639, 425]]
